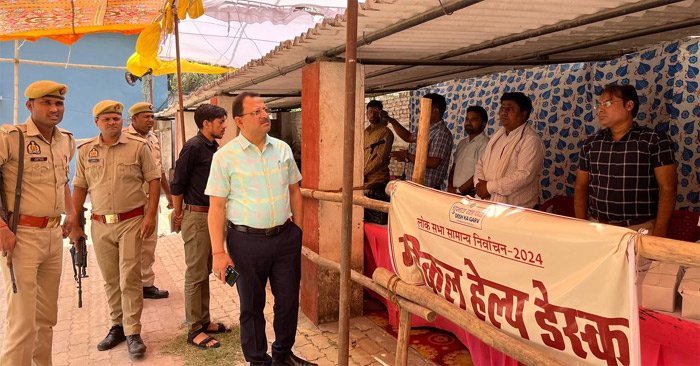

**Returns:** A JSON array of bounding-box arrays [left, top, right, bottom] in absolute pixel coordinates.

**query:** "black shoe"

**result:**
[[127, 334, 147, 359], [272, 353, 318, 366], [143, 285, 169, 299], [97, 325, 126, 351]]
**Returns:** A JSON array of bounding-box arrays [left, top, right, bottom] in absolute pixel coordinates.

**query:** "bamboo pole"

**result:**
[[638, 235, 700, 267], [301, 247, 435, 322], [411, 97, 432, 184], [173, 3, 186, 147], [300, 188, 389, 213], [395, 308, 411, 366], [338, 1, 358, 364], [0, 57, 126, 70], [13, 41, 19, 125], [373, 268, 566, 366]]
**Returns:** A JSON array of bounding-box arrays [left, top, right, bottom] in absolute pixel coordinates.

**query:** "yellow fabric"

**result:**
[[126, 53, 231, 77], [25, 80, 68, 99], [135, 22, 162, 58], [0, 1, 164, 45]]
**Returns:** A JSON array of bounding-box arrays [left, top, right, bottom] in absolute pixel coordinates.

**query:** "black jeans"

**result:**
[[227, 222, 302, 366]]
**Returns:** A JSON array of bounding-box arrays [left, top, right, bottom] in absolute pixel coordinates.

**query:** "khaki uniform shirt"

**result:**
[[123, 125, 164, 174], [0, 118, 74, 217], [73, 133, 160, 215], [364, 122, 394, 185]]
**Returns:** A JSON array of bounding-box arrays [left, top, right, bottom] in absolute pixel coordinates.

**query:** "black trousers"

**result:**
[[227, 222, 302, 366]]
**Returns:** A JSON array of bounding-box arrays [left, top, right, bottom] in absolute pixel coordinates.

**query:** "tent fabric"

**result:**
[[0, 0, 164, 45]]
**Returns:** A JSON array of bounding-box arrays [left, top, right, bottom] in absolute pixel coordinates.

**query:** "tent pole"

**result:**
[[338, 1, 358, 365], [13, 41, 19, 125], [173, 2, 186, 147]]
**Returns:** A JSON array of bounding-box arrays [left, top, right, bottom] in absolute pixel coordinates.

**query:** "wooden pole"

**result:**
[[0, 57, 126, 70], [411, 97, 432, 184], [638, 235, 700, 267], [395, 308, 411, 366], [300, 188, 389, 213], [301, 247, 435, 322], [173, 3, 186, 147], [338, 1, 358, 364], [373, 268, 566, 366]]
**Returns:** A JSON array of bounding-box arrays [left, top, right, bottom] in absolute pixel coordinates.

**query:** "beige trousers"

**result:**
[[141, 199, 157, 287], [91, 216, 143, 335], [0, 226, 62, 366], [182, 210, 213, 332]]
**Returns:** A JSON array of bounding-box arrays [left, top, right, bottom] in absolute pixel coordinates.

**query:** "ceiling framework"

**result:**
[[160, 0, 700, 115]]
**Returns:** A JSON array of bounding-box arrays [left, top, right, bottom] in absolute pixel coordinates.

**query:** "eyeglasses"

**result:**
[[237, 107, 269, 118], [594, 99, 623, 110]]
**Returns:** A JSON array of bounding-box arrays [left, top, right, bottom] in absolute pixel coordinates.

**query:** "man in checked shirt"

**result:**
[[574, 84, 677, 237]]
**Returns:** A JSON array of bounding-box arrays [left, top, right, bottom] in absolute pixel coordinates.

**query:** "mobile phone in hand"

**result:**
[[225, 265, 239, 287]]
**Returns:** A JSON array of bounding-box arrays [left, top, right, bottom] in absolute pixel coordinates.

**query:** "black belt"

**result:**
[[228, 220, 291, 236], [598, 216, 654, 227]]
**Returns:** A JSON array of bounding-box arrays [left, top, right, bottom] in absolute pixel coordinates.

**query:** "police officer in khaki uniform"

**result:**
[[69, 100, 160, 360], [0, 80, 76, 366], [124, 102, 171, 299]]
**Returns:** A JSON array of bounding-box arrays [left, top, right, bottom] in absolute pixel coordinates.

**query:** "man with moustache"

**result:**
[[0, 80, 76, 366], [363, 100, 394, 224], [170, 104, 230, 349], [124, 102, 172, 300], [206, 92, 315, 366], [448, 105, 489, 196], [575, 84, 676, 236], [474, 92, 544, 208], [70, 100, 160, 360]]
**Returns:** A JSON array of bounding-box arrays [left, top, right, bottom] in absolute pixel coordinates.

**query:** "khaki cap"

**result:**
[[93, 100, 124, 117], [25, 80, 68, 99], [128, 102, 154, 116]]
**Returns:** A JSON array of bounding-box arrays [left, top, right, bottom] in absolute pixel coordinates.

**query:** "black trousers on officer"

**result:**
[[227, 222, 302, 366]]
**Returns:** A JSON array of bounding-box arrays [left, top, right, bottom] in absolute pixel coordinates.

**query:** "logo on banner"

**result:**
[[449, 202, 487, 229]]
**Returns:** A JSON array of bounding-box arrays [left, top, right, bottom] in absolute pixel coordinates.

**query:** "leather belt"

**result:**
[[228, 220, 291, 237], [15, 214, 62, 229], [184, 204, 209, 213], [599, 216, 654, 227], [91, 206, 144, 224]]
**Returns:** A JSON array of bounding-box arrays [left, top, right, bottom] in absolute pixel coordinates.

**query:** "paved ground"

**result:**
[[0, 201, 433, 366]]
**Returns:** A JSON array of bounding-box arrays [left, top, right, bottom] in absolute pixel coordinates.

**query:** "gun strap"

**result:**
[[10, 127, 24, 233]]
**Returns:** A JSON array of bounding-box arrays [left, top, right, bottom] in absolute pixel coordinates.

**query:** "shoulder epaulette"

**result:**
[[57, 127, 73, 136], [77, 136, 99, 149], [0, 124, 24, 134], [125, 133, 149, 144]]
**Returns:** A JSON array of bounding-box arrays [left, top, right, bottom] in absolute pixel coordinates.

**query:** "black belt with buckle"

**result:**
[[228, 220, 291, 236]]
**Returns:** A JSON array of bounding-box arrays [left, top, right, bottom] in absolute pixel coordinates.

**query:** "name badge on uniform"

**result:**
[[27, 141, 41, 154], [30, 156, 48, 162], [88, 158, 101, 163]]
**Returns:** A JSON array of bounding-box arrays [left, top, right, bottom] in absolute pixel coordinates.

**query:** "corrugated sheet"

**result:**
[[161, 0, 700, 115]]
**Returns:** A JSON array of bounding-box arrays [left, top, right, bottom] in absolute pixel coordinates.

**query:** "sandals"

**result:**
[[187, 330, 221, 350], [203, 321, 231, 334]]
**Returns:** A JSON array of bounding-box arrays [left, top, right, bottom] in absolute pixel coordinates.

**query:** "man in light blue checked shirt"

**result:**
[[206, 92, 315, 366]]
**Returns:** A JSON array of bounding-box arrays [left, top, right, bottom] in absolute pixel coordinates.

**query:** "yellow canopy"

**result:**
[[0, 0, 164, 45]]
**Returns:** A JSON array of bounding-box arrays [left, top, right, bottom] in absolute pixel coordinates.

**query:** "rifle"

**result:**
[[70, 207, 88, 308], [0, 126, 25, 294]]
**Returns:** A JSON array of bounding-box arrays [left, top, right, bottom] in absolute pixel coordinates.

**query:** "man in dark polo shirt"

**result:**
[[574, 84, 677, 237], [171, 104, 230, 349]]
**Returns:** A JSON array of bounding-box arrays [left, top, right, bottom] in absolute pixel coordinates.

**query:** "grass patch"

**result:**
[[160, 325, 244, 366]]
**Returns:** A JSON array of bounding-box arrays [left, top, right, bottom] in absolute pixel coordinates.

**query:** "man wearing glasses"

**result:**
[[574, 84, 676, 236], [206, 92, 315, 366], [474, 92, 544, 208]]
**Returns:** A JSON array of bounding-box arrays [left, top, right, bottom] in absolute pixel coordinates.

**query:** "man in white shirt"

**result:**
[[474, 92, 544, 208], [448, 106, 489, 196]]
